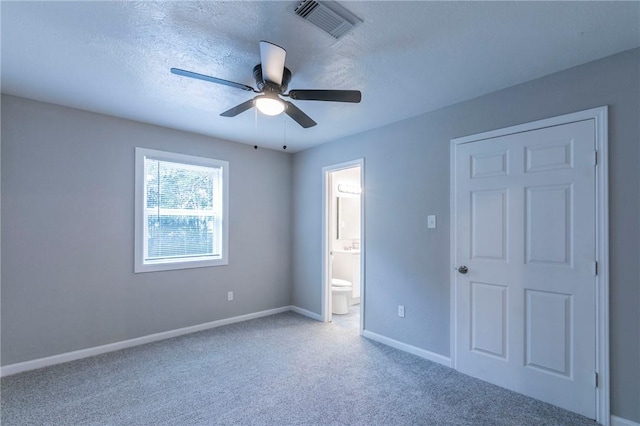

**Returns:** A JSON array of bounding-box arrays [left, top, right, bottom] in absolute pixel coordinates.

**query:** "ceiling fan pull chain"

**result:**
[[282, 114, 287, 150], [254, 107, 258, 130]]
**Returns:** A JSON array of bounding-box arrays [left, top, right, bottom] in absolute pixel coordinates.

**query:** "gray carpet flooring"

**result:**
[[1, 311, 597, 425]]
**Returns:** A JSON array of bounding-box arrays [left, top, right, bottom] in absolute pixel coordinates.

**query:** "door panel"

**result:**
[[471, 150, 509, 178], [525, 140, 573, 172], [525, 289, 572, 377], [454, 119, 596, 418], [470, 281, 508, 359], [471, 190, 508, 261], [525, 184, 572, 265]]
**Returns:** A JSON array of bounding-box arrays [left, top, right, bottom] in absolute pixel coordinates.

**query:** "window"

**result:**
[[135, 148, 229, 272]]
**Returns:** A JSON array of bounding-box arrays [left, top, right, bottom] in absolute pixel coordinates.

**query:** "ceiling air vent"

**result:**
[[294, 0, 362, 39]]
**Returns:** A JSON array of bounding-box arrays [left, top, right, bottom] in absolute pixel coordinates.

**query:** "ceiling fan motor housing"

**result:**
[[253, 64, 292, 94]]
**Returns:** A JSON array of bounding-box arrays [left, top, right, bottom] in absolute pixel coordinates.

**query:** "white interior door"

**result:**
[[453, 119, 597, 418]]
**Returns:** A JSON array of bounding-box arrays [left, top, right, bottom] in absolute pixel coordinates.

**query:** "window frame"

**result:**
[[134, 147, 229, 273]]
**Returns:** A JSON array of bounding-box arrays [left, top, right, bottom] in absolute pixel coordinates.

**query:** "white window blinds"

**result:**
[[144, 158, 222, 261]]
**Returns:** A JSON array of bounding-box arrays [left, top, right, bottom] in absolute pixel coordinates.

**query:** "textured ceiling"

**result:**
[[1, 1, 639, 152]]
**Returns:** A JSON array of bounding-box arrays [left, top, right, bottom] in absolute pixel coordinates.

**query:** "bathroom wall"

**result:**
[[332, 167, 361, 252]]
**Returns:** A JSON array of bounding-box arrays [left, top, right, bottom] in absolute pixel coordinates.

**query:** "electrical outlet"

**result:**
[[398, 305, 405, 318], [227, 291, 233, 301]]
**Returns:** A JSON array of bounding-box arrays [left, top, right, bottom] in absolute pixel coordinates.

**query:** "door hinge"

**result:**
[[594, 372, 599, 388], [592, 261, 598, 276], [593, 150, 598, 166]]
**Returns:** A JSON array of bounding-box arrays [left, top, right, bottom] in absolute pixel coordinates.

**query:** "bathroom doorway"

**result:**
[[322, 160, 364, 333]]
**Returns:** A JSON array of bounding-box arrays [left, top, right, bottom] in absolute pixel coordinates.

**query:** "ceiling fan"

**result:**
[[171, 41, 362, 128]]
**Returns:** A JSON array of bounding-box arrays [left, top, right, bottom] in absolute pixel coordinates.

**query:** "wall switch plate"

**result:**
[[398, 305, 405, 318], [427, 215, 436, 229], [227, 291, 233, 301]]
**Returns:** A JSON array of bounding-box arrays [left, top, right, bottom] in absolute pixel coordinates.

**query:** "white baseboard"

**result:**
[[290, 305, 323, 321], [0, 306, 292, 377], [611, 415, 640, 426], [362, 330, 452, 367]]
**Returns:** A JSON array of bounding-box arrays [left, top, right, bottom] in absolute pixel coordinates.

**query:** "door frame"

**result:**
[[449, 106, 609, 424], [321, 158, 365, 334]]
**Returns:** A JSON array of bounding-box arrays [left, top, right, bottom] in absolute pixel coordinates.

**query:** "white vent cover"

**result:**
[[294, 0, 362, 39]]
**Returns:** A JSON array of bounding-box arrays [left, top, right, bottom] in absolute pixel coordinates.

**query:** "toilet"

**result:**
[[331, 278, 353, 315]]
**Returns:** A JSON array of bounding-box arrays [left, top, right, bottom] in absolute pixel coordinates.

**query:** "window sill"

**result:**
[[134, 257, 228, 273]]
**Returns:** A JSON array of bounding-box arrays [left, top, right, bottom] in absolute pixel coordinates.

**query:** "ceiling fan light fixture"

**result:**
[[254, 95, 286, 116]]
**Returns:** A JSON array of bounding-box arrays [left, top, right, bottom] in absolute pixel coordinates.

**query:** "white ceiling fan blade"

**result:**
[[259, 40, 286, 85]]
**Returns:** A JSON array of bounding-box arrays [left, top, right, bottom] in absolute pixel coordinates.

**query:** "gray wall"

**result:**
[[1, 95, 292, 365], [291, 48, 639, 422]]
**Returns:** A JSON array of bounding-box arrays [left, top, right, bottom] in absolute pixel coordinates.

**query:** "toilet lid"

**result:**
[[331, 278, 352, 287]]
